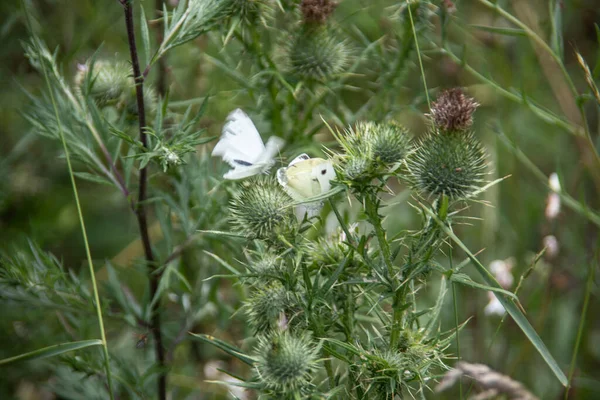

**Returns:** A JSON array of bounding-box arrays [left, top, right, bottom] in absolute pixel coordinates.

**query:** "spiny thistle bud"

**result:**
[[245, 283, 298, 334], [300, 0, 338, 24], [74, 61, 130, 107], [222, 0, 269, 26], [229, 177, 296, 241], [287, 26, 349, 81], [358, 121, 411, 165], [358, 349, 408, 399], [429, 88, 479, 132], [406, 130, 487, 200], [336, 121, 412, 188], [248, 251, 282, 276], [254, 331, 320, 395], [74, 60, 157, 116]]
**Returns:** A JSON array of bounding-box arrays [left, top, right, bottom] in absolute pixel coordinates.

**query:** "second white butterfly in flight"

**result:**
[[212, 109, 285, 180]]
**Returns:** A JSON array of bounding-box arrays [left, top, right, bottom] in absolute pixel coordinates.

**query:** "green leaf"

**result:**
[[470, 24, 527, 37], [73, 172, 115, 186], [140, 5, 151, 67], [549, 0, 564, 59], [189, 333, 254, 365], [0, 340, 103, 365], [420, 203, 568, 386], [318, 254, 350, 295], [203, 250, 241, 275], [449, 272, 518, 300]]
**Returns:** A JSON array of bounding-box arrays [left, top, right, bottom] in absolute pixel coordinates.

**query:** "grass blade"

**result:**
[[420, 203, 568, 386], [189, 333, 254, 365], [0, 340, 103, 365]]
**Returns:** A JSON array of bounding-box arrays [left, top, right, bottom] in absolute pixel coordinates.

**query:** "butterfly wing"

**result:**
[[212, 109, 266, 167], [288, 153, 310, 166], [255, 136, 285, 165], [213, 109, 285, 180], [284, 159, 325, 200]]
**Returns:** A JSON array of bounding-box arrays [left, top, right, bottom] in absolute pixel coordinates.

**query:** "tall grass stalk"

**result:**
[[565, 251, 597, 399], [21, 2, 114, 398]]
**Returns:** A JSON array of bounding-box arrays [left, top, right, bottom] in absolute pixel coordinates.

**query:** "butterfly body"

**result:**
[[212, 109, 285, 180]]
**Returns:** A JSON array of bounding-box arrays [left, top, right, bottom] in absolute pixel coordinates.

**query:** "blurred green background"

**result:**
[[1, 0, 599, 398]]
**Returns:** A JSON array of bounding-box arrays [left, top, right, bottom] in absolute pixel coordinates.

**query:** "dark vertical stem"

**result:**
[[155, 0, 167, 97], [120, 1, 166, 399]]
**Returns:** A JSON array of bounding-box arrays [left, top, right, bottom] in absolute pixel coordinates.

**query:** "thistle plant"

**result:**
[[4, 0, 592, 399]]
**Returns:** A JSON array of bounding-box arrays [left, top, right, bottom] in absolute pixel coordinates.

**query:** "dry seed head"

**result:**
[[300, 0, 338, 24], [430, 88, 479, 132]]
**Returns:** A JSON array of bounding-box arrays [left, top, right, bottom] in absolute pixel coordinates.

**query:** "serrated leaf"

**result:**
[[0, 340, 103, 365], [420, 203, 568, 387]]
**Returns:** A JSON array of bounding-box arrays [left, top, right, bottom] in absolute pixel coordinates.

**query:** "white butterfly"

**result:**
[[277, 153, 336, 217], [212, 109, 285, 180]]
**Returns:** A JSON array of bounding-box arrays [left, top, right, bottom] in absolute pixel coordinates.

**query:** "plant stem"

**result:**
[[22, 3, 115, 398], [564, 256, 596, 399], [120, 1, 166, 399], [406, 0, 431, 111]]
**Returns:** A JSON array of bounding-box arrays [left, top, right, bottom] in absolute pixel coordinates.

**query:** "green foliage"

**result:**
[[2, 0, 600, 399]]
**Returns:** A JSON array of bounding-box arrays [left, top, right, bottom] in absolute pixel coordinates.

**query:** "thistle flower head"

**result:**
[[300, 0, 338, 24], [229, 177, 296, 241], [430, 88, 479, 132], [406, 130, 487, 200], [287, 26, 349, 81], [254, 331, 320, 394]]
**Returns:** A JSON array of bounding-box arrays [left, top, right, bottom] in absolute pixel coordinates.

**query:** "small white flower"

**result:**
[[545, 193, 561, 220], [549, 172, 561, 192], [489, 259, 513, 289], [543, 235, 559, 259], [484, 291, 506, 316]]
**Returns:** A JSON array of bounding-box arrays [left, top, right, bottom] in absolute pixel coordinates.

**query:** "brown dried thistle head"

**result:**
[[430, 88, 479, 132], [301, 0, 338, 24]]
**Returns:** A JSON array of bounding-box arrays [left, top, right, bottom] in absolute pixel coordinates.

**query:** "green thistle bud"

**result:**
[[359, 349, 407, 399], [229, 177, 296, 241], [287, 26, 349, 81], [254, 331, 320, 395], [406, 130, 487, 200], [245, 283, 296, 334], [222, 0, 271, 26], [74, 61, 130, 107], [357, 121, 411, 165], [343, 155, 371, 183], [249, 251, 282, 276]]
